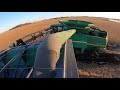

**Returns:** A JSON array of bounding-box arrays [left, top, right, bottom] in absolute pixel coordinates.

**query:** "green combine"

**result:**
[[50, 20, 108, 54]]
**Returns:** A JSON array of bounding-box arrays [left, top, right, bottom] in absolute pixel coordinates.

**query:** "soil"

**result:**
[[77, 43, 120, 78]]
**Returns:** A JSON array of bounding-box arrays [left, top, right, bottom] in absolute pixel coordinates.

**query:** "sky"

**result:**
[[0, 12, 120, 34]]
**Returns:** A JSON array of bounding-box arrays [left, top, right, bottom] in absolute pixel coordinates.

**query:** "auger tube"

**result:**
[[33, 30, 76, 78]]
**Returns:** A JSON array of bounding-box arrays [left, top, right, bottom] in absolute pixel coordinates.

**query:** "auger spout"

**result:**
[[33, 29, 76, 78]]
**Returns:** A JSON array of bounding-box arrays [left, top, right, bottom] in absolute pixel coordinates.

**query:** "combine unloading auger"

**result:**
[[0, 30, 78, 78], [33, 30, 76, 78]]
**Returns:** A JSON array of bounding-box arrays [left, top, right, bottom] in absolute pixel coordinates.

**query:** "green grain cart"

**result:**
[[50, 20, 108, 54]]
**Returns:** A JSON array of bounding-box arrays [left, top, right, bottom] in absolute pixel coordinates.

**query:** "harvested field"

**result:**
[[1, 16, 120, 51], [76, 42, 120, 78], [77, 61, 120, 78]]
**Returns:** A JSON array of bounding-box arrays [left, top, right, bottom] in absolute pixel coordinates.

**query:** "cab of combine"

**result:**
[[50, 24, 63, 33]]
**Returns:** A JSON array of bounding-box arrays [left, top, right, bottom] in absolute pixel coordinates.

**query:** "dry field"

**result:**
[[1, 16, 120, 51], [77, 61, 120, 78]]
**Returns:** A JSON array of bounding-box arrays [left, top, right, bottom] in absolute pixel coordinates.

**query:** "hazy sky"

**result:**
[[0, 12, 120, 34]]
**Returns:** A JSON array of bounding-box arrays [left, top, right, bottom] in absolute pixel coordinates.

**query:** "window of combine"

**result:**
[[57, 27, 63, 32]]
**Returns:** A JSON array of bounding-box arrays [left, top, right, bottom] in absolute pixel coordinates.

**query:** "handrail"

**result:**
[[22, 28, 51, 40], [26, 67, 33, 78], [22, 28, 51, 44], [0, 44, 35, 73]]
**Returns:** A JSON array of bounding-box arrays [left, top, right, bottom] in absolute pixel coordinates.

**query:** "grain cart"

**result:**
[[50, 20, 108, 57]]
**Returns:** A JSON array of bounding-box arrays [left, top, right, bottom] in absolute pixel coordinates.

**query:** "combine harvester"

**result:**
[[0, 19, 108, 78]]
